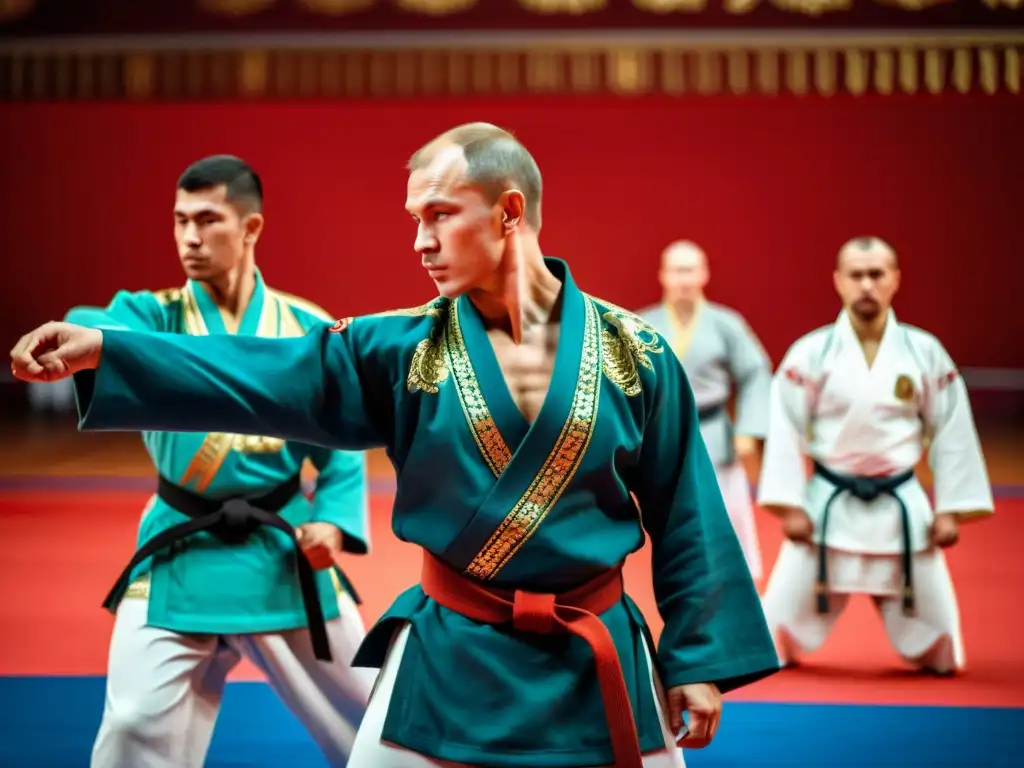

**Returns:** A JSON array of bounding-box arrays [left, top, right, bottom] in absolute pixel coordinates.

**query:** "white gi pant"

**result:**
[[90, 589, 376, 768], [347, 623, 686, 767], [716, 462, 763, 581], [761, 541, 965, 674]]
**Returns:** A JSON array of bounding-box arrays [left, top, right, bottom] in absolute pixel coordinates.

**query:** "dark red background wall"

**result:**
[[0, 95, 1020, 368]]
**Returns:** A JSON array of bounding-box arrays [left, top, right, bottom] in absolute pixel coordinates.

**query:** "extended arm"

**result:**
[[65, 290, 166, 331], [925, 343, 994, 521], [634, 353, 779, 694], [306, 446, 372, 554], [74, 325, 389, 452]]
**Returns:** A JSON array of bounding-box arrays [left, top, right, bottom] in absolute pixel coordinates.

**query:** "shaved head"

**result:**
[[659, 239, 709, 302], [408, 122, 543, 230], [837, 236, 898, 270]]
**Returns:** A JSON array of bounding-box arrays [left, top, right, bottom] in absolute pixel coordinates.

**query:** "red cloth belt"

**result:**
[[420, 552, 643, 768]]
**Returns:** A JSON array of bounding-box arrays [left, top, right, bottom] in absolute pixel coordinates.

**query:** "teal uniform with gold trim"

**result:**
[[70, 258, 778, 767], [64, 268, 369, 635]]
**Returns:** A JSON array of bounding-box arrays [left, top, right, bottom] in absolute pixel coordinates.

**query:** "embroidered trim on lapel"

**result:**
[[463, 298, 602, 581], [176, 283, 230, 489], [180, 283, 210, 336], [445, 298, 513, 477], [152, 288, 182, 306]]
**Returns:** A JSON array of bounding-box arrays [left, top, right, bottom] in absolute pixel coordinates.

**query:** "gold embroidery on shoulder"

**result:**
[[334, 298, 445, 335], [269, 288, 334, 323], [464, 299, 602, 580], [445, 300, 513, 477], [408, 325, 449, 394], [332, 299, 445, 334], [151, 287, 182, 305], [588, 295, 664, 397], [371, 299, 445, 319]]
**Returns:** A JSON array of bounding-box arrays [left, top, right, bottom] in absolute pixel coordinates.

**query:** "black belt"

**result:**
[[697, 403, 734, 465], [102, 474, 333, 662], [812, 462, 916, 616], [697, 403, 725, 422]]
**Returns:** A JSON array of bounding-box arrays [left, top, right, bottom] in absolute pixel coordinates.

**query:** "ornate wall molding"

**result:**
[[0, 0, 1020, 34], [0, 31, 1020, 100]]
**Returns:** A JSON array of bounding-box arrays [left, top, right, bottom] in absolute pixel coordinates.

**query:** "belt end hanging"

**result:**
[[815, 582, 830, 615], [902, 586, 916, 616]]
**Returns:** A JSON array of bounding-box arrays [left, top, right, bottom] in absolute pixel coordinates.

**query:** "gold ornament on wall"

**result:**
[[396, 0, 478, 14], [723, 0, 759, 13], [3, 32, 1022, 101], [875, 0, 953, 8], [770, 0, 852, 15], [297, 0, 375, 13], [196, 0, 277, 15], [631, 0, 707, 11], [518, 0, 607, 13]]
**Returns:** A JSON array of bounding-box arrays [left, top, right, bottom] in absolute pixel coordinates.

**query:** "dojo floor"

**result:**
[[2, 417, 1022, 767]]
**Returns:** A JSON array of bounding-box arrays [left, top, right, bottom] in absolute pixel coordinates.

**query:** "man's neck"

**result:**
[[668, 294, 703, 324], [469, 238, 561, 343], [204, 260, 256, 319], [848, 308, 888, 342]]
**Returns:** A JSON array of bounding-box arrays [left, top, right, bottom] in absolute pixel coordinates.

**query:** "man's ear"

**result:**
[[244, 212, 264, 244], [497, 189, 526, 232]]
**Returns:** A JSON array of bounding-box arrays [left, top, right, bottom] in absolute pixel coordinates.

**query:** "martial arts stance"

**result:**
[[637, 241, 772, 580], [67, 156, 375, 767], [757, 236, 993, 674], [12, 125, 780, 768]]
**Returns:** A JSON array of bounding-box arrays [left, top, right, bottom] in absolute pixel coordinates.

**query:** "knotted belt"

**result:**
[[420, 552, 643, 768], [102, 474, 333, 662], [811, 462, 916, 616]]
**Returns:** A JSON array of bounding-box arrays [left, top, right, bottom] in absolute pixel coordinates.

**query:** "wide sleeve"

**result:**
[[64, 290, 166, 331], [755, 343, 811, 511], [924, 340, 994, 519], [306, 446, 372, 554], [724, 312, 773, 439], [633, 349, 779, 694], [73, 324, 389, 452]]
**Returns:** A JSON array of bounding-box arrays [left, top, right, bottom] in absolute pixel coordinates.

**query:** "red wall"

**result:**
[[0, 96, 1020, 368]]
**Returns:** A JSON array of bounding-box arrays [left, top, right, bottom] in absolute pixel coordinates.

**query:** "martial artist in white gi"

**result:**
[[637, 240, 773, 579], [757, 236, 994, 674]]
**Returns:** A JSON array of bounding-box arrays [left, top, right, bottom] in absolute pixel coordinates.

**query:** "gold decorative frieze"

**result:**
[[0, 35, 1021, 100], [196, 0, 276, 15], [297, 0, 376, 12]]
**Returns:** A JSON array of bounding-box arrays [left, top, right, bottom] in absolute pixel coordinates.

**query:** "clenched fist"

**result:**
[[781, 507, 814, 544], [296, 522, 345, 570], [666, 681, 722, 749], [10, 322, 102, 383], [930, 512, 959, 548]]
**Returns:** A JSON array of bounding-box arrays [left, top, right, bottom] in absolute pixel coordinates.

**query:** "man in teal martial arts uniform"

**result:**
[[12, 127, 779, 768], [56, 155, 375, 768]]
